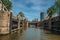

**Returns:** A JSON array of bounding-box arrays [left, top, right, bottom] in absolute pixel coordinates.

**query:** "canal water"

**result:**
[[0, 26, 60, 40]]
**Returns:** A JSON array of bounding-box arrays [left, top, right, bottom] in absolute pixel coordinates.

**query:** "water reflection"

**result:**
[[0, 27, 60, 40]]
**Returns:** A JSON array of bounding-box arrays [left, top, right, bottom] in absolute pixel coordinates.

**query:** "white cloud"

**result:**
[[12, 0, 55, 21]]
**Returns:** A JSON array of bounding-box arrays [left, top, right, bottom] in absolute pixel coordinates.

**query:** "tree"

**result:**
[[47, 6, 55, 18], [55, 0, 60, 7], [1, 0, 12, 11], [54, 0, 60, 15], [18, 12, 25, 17], [47, 0, 60, 17]]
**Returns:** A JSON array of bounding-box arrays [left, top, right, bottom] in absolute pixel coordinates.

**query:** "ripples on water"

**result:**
[[0, 27, 60, 40]]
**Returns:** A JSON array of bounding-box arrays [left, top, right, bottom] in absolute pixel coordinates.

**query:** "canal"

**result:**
[[0, 26, 60, 40]]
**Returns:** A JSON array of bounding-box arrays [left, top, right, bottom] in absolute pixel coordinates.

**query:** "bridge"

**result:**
[[28, 22, 38, 27]]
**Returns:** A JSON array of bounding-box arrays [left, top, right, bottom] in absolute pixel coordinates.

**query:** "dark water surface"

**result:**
[[0, 27, 60, 40]]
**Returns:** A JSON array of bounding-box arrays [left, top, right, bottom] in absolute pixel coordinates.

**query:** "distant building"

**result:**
[[40, 12, 44, 21], [32, 18, 38, 23], [34, 18, 38, 23]]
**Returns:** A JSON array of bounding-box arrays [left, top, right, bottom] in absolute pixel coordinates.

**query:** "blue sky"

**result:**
[[12, 0, 55, 21]]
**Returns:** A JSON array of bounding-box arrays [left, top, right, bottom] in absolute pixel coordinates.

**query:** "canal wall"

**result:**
[[0, 10, 10, 34]]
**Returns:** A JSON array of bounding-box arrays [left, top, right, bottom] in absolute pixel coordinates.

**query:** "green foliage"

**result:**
[[54, 0, 60, 16], [18, 12, 25, 17], [1, 0, 12, 11], [55, 0, 60, 7], [47, 0, 60, 18], [58, 11, 60, 16], [47, 6, 55, 18]]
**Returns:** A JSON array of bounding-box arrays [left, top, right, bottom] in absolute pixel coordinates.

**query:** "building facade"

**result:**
[[0, 0, 25, 34]]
